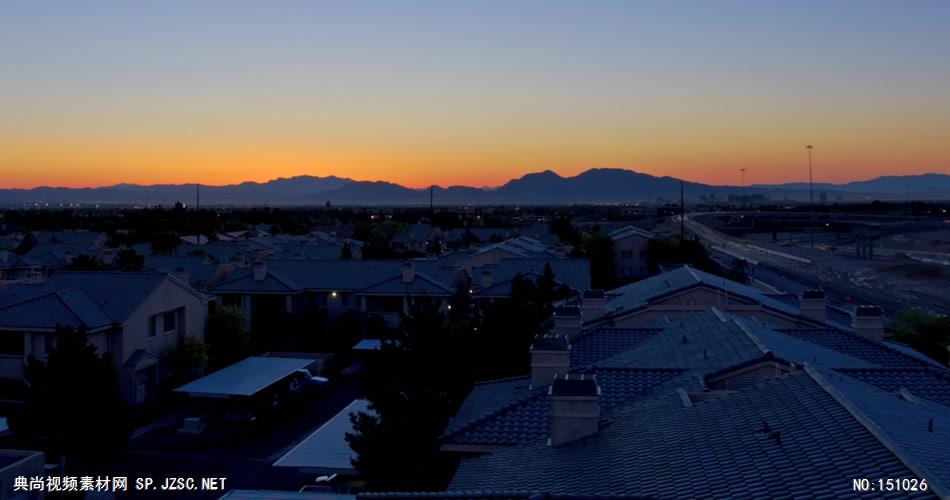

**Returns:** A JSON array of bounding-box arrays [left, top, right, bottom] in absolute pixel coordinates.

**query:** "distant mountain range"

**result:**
[[2, 169, 948, 206]]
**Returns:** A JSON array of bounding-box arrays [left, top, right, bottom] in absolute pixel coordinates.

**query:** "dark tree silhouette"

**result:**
[[9, 326, 130, 457]]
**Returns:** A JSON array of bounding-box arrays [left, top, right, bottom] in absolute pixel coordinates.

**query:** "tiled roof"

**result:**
[[358, 272, 453, 295], [34, 231, 106, 245], [212, 268, 302, 293], [443, 367, 683, 446], [0, 253, 43, 270], [0, 271, 173, 329], [25, 242, 99, 267], [601, 266, 799, 321], [608, 225, 655, 241], [816, 368, 950, 497], [449, 372, 931, 498], [596, 310, 765, 373], [836, 367, 950, 407], [212, 260, 409, 292], [568, 328, 661, 368], [776, 328, 934, 368]]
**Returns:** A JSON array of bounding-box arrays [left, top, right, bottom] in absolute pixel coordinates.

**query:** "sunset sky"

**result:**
[[2, 0, 949, 189]]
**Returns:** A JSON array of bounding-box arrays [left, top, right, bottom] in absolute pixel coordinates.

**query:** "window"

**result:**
[[163, 310, 177, 333], [0, 333, 25, 356], [149, 307, 183, 337]]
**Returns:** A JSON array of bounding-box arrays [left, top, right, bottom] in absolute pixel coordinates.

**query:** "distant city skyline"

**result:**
[[2, 1, 949, 189]]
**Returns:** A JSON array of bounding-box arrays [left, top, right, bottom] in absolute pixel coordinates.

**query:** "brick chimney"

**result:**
[[799, 289, 826, 323], [549, 374, 600, 446], [853, 305, 885, 342], [480, 269, 493, 289], [553, 306, 583, 340], [582, 290, 605, 323], [253, 261, 267, 281], [401, 261, 415, 283], [530, 334, 571, 388]]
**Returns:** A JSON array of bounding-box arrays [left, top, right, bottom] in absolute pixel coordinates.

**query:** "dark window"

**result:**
[[0, 333, 25, 356], [163, 310, 177, 333]]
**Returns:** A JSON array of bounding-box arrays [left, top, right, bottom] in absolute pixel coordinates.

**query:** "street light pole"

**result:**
[[740, 168, 746, 206], [806, 145, 814, 206], [806, 144, 815, 248]]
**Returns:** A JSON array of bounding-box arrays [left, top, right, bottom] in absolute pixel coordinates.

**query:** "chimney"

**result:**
[[99, 248, 115, 266], [553, 306, 583, 340], [401, 261, 415, 283], [852, 305, 885, 342], [174, 267, 190, 285], [582, 290, 605, 323], [530, 334, 571, 388], [480, 269, 493, 289], [799, 289, 826, 323], [253, 261, 267, 281], [549, 374, 600, 446]]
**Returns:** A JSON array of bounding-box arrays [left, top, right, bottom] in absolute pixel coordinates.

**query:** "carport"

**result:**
[[174, 356, 317, 398]]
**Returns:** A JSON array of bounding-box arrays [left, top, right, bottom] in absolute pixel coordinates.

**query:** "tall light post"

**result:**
[[806, 144, 815, 248], [806, 145, 814, 206], [740, 168, 746, 206]]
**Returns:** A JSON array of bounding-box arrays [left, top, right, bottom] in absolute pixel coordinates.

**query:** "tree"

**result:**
[[166, 335, 209, 384], [580, 233, 616, 289], [205, 303, 251, 369], [149, 231, 181, 255], [67, 254, 102, 271], [14, 231, 36, 255], [116, 248, 145, 271], [9, 326, 130, 456], [891, 309, 950, 365], [346, 298, 467, 491], [341, 241, 353, 260]]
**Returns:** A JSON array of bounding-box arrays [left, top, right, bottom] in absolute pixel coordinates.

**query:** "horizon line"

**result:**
[[2, 166, 947, 192]]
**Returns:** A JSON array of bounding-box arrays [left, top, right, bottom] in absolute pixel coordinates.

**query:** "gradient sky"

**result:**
[[2, 0, 949, 189]]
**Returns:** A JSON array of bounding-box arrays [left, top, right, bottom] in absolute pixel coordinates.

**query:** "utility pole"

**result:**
[[806, 145, 814, 206], [740, 168, 746, 206], [196, 183, 201, 244], [806, 145, 815, 248], [680, 180, 685, 240]]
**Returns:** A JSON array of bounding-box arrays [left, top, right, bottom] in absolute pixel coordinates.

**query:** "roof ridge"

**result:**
[[472, 374, 531, 386], [733, 318, 771, 355], [804, 366, 949, 498]]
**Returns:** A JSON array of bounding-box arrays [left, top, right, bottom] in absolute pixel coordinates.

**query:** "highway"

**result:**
[[679, 213, 950, 316]]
